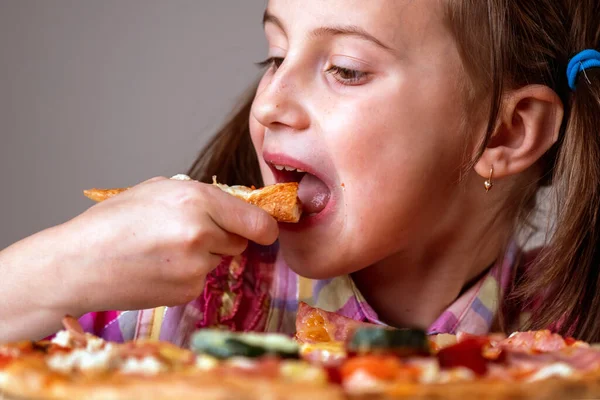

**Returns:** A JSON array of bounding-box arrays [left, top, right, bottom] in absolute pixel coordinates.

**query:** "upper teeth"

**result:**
[[273, 164, 305, 173]]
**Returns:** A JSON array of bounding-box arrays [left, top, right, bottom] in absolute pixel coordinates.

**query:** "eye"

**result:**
[[326, 65, 369, 86], [256, 57, 285, 71]]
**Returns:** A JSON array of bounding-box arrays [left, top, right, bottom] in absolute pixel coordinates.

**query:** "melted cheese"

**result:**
[[407, 358, 440, 384], [50, 330, 106, 351], [50, 330, 73, 348], [226, 357, 258, 370], [299, 341, 346, 363], [437, 367, 476, 383], [526, 362, 577, 382], [47, 344, 115, 373], [280, 360, 327, 383], [343, 370, 388, 394], [212, 176, 256, 200], [195, 354, 219, 370], [170, 174, 191, 181], [120, 356, 166, 375]]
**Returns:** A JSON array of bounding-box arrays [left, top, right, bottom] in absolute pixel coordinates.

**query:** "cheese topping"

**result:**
[[195, 354, 219, 370], [0, 346, 20, 358], [526, 362, 577, 382], [47, 344, 115, 373], [227, 357, 258, 370], [120, 356, 166, 375], [300, 342, 346, 363], [407, 358, 440, 384], [212, 176, 256, 200], [437, 367, 476, 383], [51, 330, 73, 348], [343, 370, 388, 394], [50, 330, 106, 351], [171, 174, 191, 181], [280, 360, 327, 383]]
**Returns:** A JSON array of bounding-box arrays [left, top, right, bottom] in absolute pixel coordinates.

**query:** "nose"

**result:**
[[251, 63, 310, 132]]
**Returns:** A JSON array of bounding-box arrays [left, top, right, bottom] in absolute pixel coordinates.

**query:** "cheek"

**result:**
[[249, 108, 275, 185]]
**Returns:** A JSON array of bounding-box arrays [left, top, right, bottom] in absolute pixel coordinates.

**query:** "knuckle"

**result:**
[[180, 224, 211, 249]]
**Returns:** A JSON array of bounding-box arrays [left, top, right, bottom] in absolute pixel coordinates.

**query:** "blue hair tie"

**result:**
[[566, 49, 600, 91]]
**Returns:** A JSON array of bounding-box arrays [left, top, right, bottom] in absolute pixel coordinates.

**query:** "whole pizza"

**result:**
[[1, 303, 600, 400]]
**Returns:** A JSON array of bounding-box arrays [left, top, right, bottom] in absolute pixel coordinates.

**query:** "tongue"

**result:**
[[298, 174, 331, 215]]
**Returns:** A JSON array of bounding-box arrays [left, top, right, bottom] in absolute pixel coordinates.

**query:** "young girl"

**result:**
[[1, 0, 599, 346]]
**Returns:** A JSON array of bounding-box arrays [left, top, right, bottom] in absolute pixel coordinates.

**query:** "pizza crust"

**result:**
[[0, 368, 345, 400]]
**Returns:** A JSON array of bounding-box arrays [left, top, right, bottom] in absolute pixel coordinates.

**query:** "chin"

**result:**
[[278, 244, 338, 280], [277, 236, 354, 280]]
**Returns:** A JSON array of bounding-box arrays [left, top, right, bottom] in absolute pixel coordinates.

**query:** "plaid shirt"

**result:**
[[78, 241, 519, 347]]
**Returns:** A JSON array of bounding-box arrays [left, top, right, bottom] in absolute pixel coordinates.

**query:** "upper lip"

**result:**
[[263, 152, 333, 187]]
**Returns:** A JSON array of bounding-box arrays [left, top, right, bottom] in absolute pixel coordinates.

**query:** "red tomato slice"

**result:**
[[340, 355, 403, 381], [437, 337, 489, 376]]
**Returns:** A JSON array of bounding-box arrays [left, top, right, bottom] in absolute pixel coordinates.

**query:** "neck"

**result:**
[[352, 194, 512, 330]]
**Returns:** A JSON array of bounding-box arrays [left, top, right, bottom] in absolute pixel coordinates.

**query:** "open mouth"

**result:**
[[270, 164, 307, 185], [268, 163, 331, 216]]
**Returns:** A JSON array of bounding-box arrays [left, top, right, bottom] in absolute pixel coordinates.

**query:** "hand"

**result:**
[[57, 177, 279, 315]]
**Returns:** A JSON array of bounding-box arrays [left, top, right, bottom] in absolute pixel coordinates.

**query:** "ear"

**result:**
[[474, 85, 564, 181]]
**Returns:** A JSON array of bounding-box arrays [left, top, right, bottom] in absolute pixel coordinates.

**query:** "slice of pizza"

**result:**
[[292, 304, 600, 398], [83, 174, 302, 223], [211, 176, 301, 223], [294, 302, 378, 364], [0, 317, 345, 400]]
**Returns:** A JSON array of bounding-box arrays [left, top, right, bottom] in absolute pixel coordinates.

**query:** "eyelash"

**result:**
[[256, 57, 369, 86]]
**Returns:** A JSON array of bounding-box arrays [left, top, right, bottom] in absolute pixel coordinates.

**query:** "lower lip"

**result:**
[[279, 192, 337, 231]]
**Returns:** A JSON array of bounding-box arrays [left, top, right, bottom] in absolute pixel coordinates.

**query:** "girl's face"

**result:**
[[250, 0, 476, 278]]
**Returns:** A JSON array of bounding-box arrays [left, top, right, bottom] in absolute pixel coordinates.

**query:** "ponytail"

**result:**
[[513, 0, 600, 341], [521, 64, 600, 341], [447, 0, 600, 340]]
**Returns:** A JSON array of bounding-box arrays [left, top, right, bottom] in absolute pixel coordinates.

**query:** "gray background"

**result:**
[[0, 1, 266, 249]]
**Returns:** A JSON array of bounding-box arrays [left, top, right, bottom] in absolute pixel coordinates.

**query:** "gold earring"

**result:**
[[484, 166, 494, 192]]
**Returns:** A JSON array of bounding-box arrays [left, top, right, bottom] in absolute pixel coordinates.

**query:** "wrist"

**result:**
[[29, 222, 92, 318]]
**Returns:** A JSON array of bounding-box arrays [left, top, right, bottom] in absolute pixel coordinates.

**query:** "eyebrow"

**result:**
[[262, 10, 395, 53]]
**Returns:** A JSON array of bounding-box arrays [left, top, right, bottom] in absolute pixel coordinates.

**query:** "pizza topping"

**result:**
[[120, 356, 166, 375], [170, 174, 191, 181], [47, 344, 116, 373], [0, 353, 15, 368], [51, 330, 105, 352], [347, 327, 430, 357], [226, 356, 259, 370], [195, 354, 219, 370], [427, 333, 457, 353], [436, 367, 476, 383], [504, 345, 600, 374], [342, 369, 389, 394], [340, 356, 423, 393], [436, 336, 489, 376], [280, 360, 328, 383], [191, 329, 299, 359], [340, 355, 423, 385], [295, 302, 376, 344], [501, 330, 567, 353], [300, 341, 347, 364], [525, 362, 577, 382], [405, 358, 440, 384]]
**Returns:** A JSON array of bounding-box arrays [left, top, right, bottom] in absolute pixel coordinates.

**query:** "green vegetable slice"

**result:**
[[348, 327, 430, 356], [191, 329, 299, 359]]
